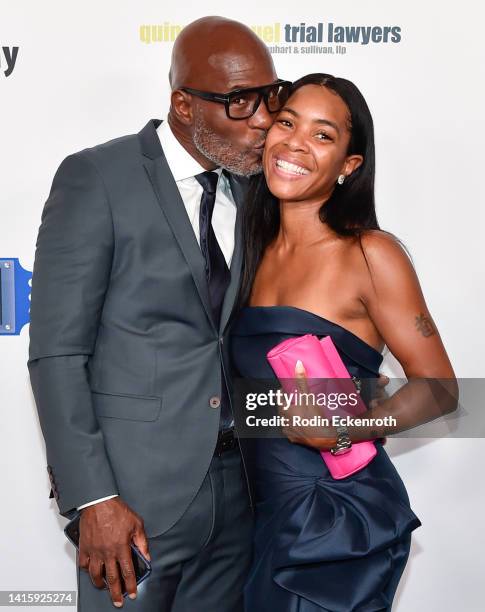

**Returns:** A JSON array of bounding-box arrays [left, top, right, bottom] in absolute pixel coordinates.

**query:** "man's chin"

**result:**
[[224, 159, 264, 178], [194, 142, 263, 177], [229, 166, 263, 178]]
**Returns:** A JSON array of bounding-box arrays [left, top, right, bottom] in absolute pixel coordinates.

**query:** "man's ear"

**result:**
[[342, 154, 364, 178], [170, 90, 194, 125]]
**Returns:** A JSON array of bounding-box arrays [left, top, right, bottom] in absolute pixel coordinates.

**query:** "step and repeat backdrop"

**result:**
[[1, 1, 484, 610]]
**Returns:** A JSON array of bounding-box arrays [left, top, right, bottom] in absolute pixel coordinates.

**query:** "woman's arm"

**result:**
[[340, 230, 459, 440], [360, 230, 454, 379], [283, 230, 458, 449]]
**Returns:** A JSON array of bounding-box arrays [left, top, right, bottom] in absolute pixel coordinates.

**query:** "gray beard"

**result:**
[[193, 113, 263, 177]]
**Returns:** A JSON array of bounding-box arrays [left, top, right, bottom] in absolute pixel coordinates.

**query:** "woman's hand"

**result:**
[[278, 360, 338, 451], [278, 361, 391, 449]]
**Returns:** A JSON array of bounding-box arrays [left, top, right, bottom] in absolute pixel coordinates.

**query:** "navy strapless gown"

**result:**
[[230, 306, 422, 612]]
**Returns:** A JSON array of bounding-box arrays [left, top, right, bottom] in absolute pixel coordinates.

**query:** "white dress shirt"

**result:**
[[156, 118, 237, 266], [76, 119, 238, 511]]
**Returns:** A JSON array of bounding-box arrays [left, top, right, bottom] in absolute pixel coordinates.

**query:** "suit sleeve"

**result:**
[[28, 152, 119, 516], [77, 494, 119, 511]]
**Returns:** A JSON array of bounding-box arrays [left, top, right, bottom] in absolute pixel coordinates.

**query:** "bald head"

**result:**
[[169, 16, 274, 91], [167, 17, 279, 177]]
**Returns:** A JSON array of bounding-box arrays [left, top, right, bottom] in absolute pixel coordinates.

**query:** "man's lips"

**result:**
[[251, 143, 265, 157]]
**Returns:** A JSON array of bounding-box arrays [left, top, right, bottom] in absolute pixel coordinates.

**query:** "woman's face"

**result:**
[[263, 84, 363, 203]]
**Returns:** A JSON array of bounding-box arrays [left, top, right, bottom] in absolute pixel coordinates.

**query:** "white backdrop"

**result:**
[[1, 1, 484, 610]]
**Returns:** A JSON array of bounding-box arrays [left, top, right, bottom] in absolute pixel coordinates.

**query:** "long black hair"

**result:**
[[236, 73, 384, 310]]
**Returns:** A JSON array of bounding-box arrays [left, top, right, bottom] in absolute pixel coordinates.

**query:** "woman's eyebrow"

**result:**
[[314, 118, 340, 134], [279, 107, 340, 134]]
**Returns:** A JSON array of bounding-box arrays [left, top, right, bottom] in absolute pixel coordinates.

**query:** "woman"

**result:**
[[230, 74, 456, 611]]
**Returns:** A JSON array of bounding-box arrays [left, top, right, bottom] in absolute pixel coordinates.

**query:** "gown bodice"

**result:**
[[230, 304, 384, 378]]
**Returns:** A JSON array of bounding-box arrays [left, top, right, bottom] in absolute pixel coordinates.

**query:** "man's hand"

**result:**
[[78, 497, 150, 608], [371, 373, 390, 445], [372, 373, 390, 407]]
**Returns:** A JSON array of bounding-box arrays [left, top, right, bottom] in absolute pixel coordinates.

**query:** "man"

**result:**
[[28, 16, 291, 611]]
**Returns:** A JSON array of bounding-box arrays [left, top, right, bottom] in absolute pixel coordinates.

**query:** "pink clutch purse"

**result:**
[[266, 334, 377, 479]]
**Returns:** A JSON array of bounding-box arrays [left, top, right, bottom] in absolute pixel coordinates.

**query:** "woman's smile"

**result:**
[[272, 153, 312, 180]]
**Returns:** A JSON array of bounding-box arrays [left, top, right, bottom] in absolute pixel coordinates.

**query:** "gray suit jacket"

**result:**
[[28, 119, 250, 537]]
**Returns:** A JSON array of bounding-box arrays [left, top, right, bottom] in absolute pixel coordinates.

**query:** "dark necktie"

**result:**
[[195, 171, 231, 326], [195, 171, 233, 431]]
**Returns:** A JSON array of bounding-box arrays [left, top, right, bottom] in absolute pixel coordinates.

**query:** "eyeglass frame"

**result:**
[[180, 79, 293, 120]]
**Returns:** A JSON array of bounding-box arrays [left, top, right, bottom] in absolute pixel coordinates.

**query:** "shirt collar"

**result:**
[[157, 117, 222, 183]]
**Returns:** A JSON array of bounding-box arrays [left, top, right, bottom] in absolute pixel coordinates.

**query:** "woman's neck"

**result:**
[[275, 198, 337, 251]]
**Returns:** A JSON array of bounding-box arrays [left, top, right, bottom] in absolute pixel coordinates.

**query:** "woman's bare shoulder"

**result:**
[[359, 228, 405, 250], [356, 229, 412, 270], [352, 229, 421, 305]]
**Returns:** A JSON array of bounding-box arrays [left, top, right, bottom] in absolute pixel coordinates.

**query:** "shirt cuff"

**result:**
[[76, 494, 118, 510]]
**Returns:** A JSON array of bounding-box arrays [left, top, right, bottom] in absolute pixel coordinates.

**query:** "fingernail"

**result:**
[[295, 360, 304, 372], [129, 593, 137, 600], [113, 602, 123, 608]]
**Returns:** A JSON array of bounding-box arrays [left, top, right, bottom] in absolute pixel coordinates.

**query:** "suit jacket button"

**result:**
[[209, 396, 221, 408]]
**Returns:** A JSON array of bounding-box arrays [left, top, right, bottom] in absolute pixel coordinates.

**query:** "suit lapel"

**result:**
[[139, 119, 252, 337], [139, 120, 216, 333], [219, 173, 250, 335]]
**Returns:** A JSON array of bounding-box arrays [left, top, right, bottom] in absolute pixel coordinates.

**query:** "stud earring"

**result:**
[[337, 174, 345, 185]]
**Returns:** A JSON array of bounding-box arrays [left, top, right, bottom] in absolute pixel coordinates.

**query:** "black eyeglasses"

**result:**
[[180, 79, 292, 120]]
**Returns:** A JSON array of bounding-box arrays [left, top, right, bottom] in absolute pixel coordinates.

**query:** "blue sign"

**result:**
[[0, 258, 32, 335]]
